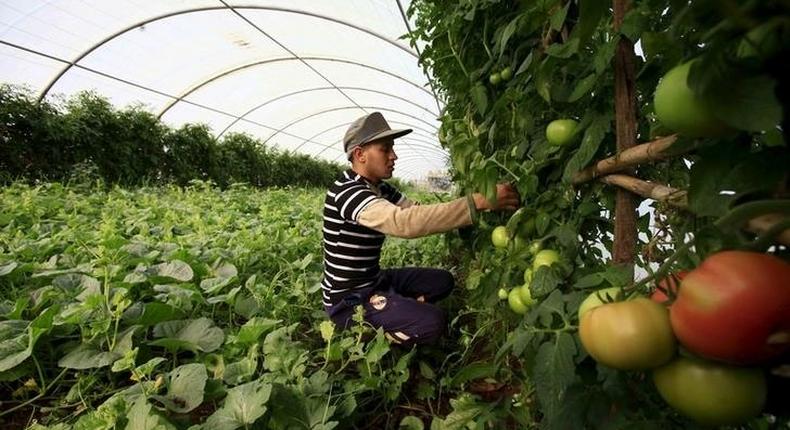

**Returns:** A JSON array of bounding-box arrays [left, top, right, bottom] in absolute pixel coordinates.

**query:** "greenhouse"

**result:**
[[1, 1, 789, 429]]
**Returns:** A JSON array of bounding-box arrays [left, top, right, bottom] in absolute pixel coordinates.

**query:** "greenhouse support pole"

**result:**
[[612, 0, 638, 273]]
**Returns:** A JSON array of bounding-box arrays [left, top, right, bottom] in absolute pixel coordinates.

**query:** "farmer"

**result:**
[[321, 111, 519, 347]]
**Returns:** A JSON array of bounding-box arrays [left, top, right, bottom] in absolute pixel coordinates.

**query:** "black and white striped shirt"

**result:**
[[321, 169, 405, 307]]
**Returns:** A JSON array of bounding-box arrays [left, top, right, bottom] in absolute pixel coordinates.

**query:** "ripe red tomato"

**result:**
[[670, 251, 790, 364], [579, 298, 676, 370], [653, 356, 766, 426], [651, 271, 688, 304]]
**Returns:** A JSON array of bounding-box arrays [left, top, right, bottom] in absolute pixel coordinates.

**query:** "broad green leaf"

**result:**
[[59, 328, 136, 370], [533, 332, 578, 420], [689, 145, 786, 217], [59, 344, 121, 369], [567, 73, 598, 103], [151, 363, 207, 413], [619, 4, 650, 40], [449, 362, 496, 387], [237, 317, 281, 345], [131, 357, 167, 381], [400, 416, 424, 430], [497, 16, 519, 57], [572, 273, 604, 290], [200, 276, 235, 295], [545, 38, 580, 59], [122, 302, 185, 326], [0, 261, 18, 276], [470, 84, 488, 115], [0, 306, 57, 371], [550, 1, 570, 31], [147, 260, 193, 282], [125, 397, 176, 430], [562, 113, 610, 182], [201, 379, 272, 430], [530, 266, 562, 298], [223, 356, 257, 385], [571, 0, 607, 44], [708, 74, 781, 132], [365, 331, 390, 364], [150, 318, 224, 353]]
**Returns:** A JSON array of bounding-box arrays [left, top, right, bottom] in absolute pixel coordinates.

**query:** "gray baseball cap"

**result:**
[[343, 112, 412, 159]]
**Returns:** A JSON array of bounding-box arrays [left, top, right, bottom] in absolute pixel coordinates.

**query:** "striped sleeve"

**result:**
[[334, 183, 379, 221]]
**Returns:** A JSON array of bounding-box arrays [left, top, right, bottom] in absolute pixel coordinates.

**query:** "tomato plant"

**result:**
[[579, 298, 676, 370], [670, 250, 790, 364], [653, 356, 767, 426]]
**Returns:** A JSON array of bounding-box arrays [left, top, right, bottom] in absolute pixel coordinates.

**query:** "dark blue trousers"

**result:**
[[326, 267, 454, 347]]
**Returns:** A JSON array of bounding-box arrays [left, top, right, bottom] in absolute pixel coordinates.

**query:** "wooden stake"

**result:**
[[600, 174, 790, 246], [572, 134, 679, 184], [600, 175, 688, 208], [612, 0, 638, 269]]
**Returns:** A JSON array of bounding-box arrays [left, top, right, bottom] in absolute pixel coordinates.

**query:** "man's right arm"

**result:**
[[356, 184, 520, 239]]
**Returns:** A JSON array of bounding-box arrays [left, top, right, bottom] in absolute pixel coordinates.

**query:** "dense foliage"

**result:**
[[0, 85, 343, 188], [0, 181, 462, 429], [407, 0, 789, 428]]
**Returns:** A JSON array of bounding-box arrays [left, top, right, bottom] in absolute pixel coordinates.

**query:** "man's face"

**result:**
[[357, 138, 397, 182]]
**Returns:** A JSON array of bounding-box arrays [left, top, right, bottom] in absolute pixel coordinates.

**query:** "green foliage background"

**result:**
[[0, 86, 343, 188]]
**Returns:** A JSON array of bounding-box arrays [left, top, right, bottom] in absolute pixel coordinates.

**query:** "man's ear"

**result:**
[[353, 146, 366, 163]]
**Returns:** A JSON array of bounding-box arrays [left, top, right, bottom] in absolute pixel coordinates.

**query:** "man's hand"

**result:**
[[473, 183, 520, 211]]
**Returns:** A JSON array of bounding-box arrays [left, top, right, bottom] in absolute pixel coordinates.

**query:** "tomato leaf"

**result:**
[[550, 1, 571, 31], [545, 38, 580, 59], [571, 0, 607, 44], [531, 266, 562, 298], [562, 113, 610, 182], [533, 332, 578, 420], [470, 84, 488, 115]]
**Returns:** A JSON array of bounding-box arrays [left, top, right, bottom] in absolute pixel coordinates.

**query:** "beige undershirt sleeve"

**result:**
[[357, 197, 473, 239]]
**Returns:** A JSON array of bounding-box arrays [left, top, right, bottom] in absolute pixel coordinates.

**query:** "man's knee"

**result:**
[[386, 307, 446, 347], [435, 270, 455, 299]]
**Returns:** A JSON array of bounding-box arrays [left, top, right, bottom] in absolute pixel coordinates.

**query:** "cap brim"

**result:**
[[362, 128, 412, 145]]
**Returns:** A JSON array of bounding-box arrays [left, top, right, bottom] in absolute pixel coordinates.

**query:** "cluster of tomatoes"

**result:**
[[578, 251, 790, 426], [491, 225, 560, 314]]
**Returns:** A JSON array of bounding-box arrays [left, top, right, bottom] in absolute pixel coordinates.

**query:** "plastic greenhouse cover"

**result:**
[[0, 0, 448, 180]]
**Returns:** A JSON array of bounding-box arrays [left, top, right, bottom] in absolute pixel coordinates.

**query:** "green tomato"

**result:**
[[527, 240, 542, 256], [580, 298, 676, 370], [578, 287, 621, 320], [489, 72, 502, 85], [508, 288, 529, 314], [523, 267, 533, 284], [500, 67, 513, 81], [653, 61, 731, 137], [545, 119, 578, 146], [653, 356, 766, 426], [532, 249, 561, 270], [518, 284, 535, 306], [491, 226, 510, 249], [498, 288, 509, 300]]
